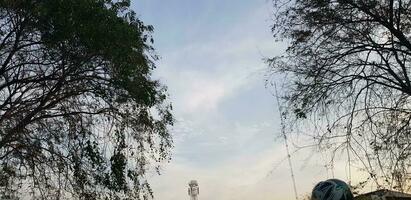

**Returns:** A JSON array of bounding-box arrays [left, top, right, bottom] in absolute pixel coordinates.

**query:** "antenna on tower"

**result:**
[[274, 83, 299, 200], [188, 180, 199, 200]]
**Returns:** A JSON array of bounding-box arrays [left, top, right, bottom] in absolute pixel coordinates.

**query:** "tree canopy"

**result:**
[[270, 0, 411, 191], [0, 0, 173, 199]]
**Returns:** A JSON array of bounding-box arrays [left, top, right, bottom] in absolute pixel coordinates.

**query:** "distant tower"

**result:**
[[188, 180, 199, 200]]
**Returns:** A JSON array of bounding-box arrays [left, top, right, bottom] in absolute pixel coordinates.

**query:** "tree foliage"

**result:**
[[270, 0, 411, 192], [0, 0, 173, 199]]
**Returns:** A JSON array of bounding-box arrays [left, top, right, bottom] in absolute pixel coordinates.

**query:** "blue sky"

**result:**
[[131, 1, 361, 200]]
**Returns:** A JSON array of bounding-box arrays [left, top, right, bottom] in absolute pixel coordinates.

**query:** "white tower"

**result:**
[[188, 180, 199, 200]]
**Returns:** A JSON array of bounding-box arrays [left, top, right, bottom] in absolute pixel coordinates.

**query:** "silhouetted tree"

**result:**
[[270, 0, 411, 192], [0, 0, 173, 199]]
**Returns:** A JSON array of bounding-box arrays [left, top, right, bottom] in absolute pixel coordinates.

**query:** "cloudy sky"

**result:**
[[131, 1, 364, 200]]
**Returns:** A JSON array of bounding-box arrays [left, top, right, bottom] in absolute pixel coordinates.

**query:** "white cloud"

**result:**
[[187, 83, 224, 112], [143, 2, 345, 200], [134, 0, 378, 200], [151, 3, 279, 115], [181, 74, 227, 113], [156, 39, 270, 114]]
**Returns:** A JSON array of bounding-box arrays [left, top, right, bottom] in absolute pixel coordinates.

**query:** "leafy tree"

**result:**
[[0, 0, 173, 199], [270, 0, 411, 192]]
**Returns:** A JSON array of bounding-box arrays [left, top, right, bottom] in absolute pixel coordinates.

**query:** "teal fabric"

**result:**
[[311, 179, 354, 200]]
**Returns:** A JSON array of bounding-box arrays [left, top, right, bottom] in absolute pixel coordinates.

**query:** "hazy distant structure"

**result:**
[[188, 180, 199, 200]]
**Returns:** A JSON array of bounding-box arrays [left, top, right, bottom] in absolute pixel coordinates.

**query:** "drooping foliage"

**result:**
[[0, 0, 173, 199], [270, 0, 411, 191]]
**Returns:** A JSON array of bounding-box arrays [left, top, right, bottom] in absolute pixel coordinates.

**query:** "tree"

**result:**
[[270, 0, 411, 192], [0, 0, 173, 199]]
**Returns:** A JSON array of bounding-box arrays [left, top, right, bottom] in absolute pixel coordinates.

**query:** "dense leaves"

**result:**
[[270, 0, 411, 191], [0, 0, 173, 199]]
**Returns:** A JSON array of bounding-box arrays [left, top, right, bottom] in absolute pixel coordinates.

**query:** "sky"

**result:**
[[131, 1, 365, 200]]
